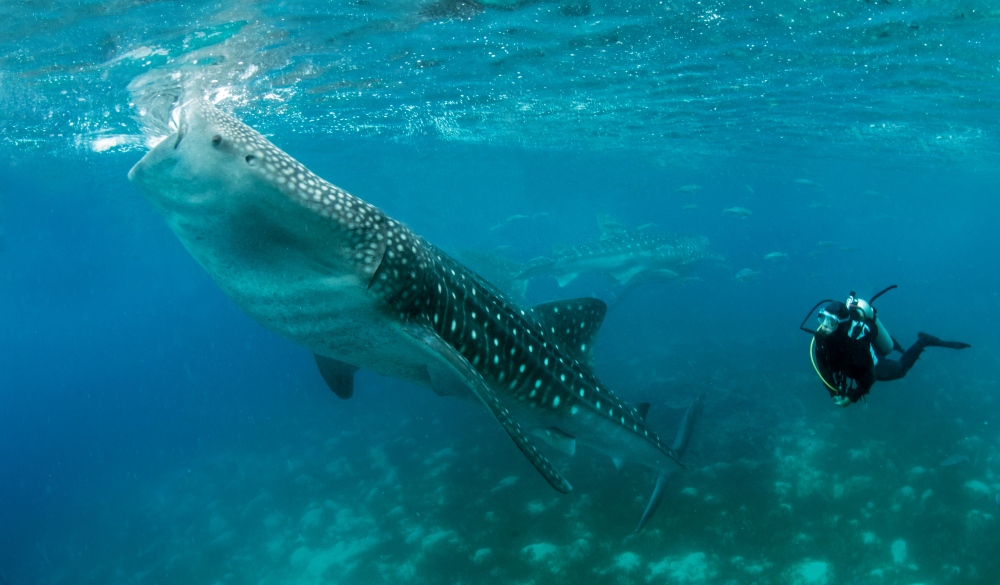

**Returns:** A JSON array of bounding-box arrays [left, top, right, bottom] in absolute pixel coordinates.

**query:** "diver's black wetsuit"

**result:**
[[814, 307, 970, 403], [814, 313, 878, 402]]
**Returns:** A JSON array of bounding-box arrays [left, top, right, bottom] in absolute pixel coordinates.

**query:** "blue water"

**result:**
[[3, 2, 1000, 584]]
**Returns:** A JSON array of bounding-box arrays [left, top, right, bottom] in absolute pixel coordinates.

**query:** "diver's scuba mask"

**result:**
[[816, 309, 847, 335]]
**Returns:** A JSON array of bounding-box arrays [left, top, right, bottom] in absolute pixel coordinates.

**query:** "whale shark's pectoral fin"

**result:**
[[314, 354, 360, 400], [411, 328, 573, 494], [555, 272, 580, 287], [611, 265, 645, 286]]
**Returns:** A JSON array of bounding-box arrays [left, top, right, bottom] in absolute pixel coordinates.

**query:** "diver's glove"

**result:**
[[833, 396, 851, 408]]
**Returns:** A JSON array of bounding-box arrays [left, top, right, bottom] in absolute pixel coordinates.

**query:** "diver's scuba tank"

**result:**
[[846, 291, 893, 358]]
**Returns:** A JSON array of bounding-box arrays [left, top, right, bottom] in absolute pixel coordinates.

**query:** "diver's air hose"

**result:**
[[809, 336, 841, 395]]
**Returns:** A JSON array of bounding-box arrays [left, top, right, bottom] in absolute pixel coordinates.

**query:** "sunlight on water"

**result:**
[[0, 1, 998, 164]]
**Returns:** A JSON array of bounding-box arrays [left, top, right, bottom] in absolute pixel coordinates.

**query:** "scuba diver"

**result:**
[[801, 286, 970, 407]]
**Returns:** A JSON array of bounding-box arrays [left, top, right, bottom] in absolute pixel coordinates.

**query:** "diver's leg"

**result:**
[[875, 359, 905, 381], [876, 337, 928, 381], [876, 333, 970, 381]]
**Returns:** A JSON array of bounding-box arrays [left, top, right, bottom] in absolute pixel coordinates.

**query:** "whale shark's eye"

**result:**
[[211, 135, 222, 147], [245, 155, 257, 166]]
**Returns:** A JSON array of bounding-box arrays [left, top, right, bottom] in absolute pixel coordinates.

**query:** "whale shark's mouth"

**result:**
[[127, 68, 197, 149], [169, 102, 188, 149]]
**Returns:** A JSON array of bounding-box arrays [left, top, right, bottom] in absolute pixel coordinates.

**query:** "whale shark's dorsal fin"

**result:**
[[314, 354, 360, 400], [530, 298, 607, 368]]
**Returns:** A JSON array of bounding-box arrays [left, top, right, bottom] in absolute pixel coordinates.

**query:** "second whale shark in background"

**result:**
[[515, 217, 724, 288], [128, 97, 688, 527]]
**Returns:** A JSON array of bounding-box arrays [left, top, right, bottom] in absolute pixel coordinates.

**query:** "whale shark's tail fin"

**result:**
[[635, 394, 705, 533]]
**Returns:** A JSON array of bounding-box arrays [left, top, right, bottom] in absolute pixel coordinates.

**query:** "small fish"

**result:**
[[939, 455, 970, 467], [723, 207, 752, 218], [734, 268, 760, 282], [490, 475, 520, 492], [488, 213, 550, 232], [675, 184, 702, 193], [794, 178, 823, 188], [763, 252, 788, 261], [596, 213, 628, 240], [681, 203, 700, 211], [489, 214, 530, 231]]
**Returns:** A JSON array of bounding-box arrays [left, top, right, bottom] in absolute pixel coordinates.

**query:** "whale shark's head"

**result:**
[[129, 98, 390, 286], [129, 99, 262, 214]]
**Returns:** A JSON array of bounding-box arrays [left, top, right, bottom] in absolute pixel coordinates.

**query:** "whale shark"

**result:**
[[516, 223, 723, 288], [128, 98, 683, 510]]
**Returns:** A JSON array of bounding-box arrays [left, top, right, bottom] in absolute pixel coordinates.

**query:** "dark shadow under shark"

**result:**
[[129, 97, 691, 527]]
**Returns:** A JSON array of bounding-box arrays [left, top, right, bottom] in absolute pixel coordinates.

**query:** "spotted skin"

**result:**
[[519, 231, 722, 287], [129, 98, 681, 494]]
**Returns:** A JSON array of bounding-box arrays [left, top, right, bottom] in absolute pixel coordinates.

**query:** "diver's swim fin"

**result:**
[[917, 332, 971, 350], [891, 336, 905, 354]]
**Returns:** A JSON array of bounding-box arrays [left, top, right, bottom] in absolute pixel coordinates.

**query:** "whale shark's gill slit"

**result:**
[[367, 247, 389, 290], [173, 130, 184, 149]]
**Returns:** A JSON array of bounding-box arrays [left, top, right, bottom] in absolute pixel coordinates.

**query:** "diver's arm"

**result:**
[[847, 369, 875, 403]]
